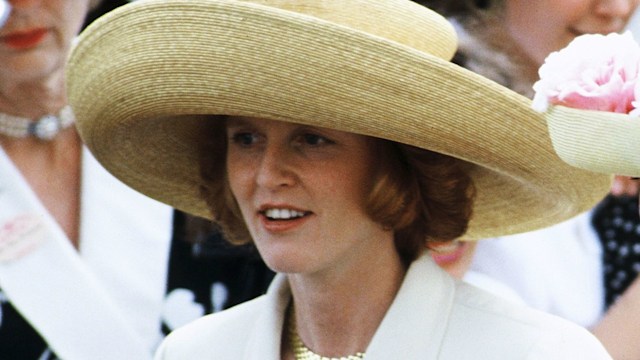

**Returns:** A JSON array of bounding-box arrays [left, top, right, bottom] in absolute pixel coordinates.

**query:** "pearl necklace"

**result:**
[[0, 105, 75, 141], [288, 307, 366, 360]]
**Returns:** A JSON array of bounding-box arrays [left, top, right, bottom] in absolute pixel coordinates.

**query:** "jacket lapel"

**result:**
[[366, 255, 455, 359], [79, 147, 173, 349], [240, 255, 455, 360], [0, 147, 153, 360], [244, 274, 290, 360]]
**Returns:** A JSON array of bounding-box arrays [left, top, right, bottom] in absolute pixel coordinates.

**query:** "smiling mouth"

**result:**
[[430, 242, 468, 265], [570, 26, 623, 37], [261, 208, 311, 221]]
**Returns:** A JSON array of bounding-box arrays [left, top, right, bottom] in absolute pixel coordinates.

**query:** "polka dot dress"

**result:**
[[592, 195, 640, 308]]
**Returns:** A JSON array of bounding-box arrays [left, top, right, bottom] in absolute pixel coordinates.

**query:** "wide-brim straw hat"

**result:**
[[67, 0, 614, 240], [546, 112, 640, 178]]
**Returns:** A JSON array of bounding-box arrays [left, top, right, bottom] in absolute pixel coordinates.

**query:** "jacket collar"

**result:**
[[243, 254, 456, 360]]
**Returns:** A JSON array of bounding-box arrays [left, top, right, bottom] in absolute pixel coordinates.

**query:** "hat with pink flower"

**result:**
[[68, 0, 618, 239], [533, 31, 640, 178]]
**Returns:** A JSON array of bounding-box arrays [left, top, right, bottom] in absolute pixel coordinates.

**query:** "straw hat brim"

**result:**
[[67, 0, 613, 240], [546, 108, 640, 177]]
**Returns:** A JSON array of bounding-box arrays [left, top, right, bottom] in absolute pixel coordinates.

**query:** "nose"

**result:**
[[255, 144, 296, 190], [594, 0, 637, 19]]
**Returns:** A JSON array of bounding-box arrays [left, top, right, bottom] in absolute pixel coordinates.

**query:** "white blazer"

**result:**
[[155, 254, 612, 360]]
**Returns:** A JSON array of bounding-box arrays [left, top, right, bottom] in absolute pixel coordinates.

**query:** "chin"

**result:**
[[262, 256, 307, 274], [259, 248, 318, 275], [253, 235, 317, 273]]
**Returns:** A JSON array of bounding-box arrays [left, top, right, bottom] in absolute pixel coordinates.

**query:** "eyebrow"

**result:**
[[225, 117, 253, 128]]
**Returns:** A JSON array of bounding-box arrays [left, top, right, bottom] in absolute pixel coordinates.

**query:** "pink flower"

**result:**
[[532, 31, 640, 116], [632, 80, 640, 116]]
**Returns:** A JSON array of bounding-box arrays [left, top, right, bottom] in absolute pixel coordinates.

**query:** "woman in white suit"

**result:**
[[66, 0, 625, 358]]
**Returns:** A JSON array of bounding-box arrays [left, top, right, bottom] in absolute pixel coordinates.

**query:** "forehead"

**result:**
[[226, 116, 332, 134]]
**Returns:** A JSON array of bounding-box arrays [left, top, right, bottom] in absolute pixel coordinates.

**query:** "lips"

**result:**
[[430, 241, 468, 265], [570, 25, 624, 37], [258, 205, 312, 232], [2, 28, 48, 49], [263, 208, 308, 220]]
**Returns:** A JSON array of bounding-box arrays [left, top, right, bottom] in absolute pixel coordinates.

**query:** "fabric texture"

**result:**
[[155, 254, 612, 360], [592, 194, 640, 307]]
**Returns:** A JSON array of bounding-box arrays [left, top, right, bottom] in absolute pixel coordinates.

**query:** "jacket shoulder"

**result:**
[[440, 282, 611, 359], [154, 295, 266, 359]]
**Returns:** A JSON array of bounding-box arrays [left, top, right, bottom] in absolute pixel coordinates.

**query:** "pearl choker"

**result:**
[[0, 105, 75, 141]]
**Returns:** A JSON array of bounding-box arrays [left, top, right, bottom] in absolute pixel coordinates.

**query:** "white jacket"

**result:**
[[155, 254, 611, 359]]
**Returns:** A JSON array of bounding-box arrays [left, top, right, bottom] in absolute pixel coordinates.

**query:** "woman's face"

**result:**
[[0, 0, 92, 82], [505, 0, 640, 67], [226, 117, 395, 275]]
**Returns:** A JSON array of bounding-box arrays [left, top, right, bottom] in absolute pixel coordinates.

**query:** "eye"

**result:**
[[296, 133, 334, 146], [231, 132, 259, 147]]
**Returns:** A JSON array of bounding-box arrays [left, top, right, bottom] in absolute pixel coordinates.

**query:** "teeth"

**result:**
[[264, 208, 306, 220]]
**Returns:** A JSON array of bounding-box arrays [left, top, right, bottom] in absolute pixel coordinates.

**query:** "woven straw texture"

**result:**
[[67, 0, 614, 239], [546, 107, 640, 177]]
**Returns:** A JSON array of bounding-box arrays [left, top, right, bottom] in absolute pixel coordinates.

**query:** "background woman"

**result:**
[[418, 0, 640, 358], [0, 1, 271, 358]]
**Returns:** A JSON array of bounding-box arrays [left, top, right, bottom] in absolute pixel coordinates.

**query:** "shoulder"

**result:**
[[154, 295, 267, 359], [443, 282, 611, 359]]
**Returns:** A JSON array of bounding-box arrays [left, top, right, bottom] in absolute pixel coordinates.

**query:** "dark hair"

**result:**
[[413, 0, 499, 17], [83, 0, 131, 29], [198, 118, 475, 265]]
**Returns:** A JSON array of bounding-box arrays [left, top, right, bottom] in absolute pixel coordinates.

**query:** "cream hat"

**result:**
[[546, 112, 640, 178], [67, 0, 613, 239]]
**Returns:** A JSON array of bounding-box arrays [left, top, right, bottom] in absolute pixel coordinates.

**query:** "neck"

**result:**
[[286, 246, 406, 357], [0, 128, 82, 246], [0, 68, 67, 119]]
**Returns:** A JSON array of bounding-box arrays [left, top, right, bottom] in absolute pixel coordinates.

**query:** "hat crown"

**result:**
[[243, 0, 458, 61]]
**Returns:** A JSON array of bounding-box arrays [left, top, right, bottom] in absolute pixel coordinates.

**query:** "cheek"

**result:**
[[329, 162, 375, 214], [226, 154, 250, 201], [57, 1, 91, 35]]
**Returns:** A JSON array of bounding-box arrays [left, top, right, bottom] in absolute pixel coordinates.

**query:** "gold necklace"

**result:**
[[288, 306, 366, 360]]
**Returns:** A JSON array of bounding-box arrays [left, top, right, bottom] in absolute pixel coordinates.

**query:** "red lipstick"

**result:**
[[260, 215, 309, 232], [2, 28, 48, 49]]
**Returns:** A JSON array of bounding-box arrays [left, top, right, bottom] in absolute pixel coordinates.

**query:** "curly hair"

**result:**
[[198, 118, 475, 265]]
